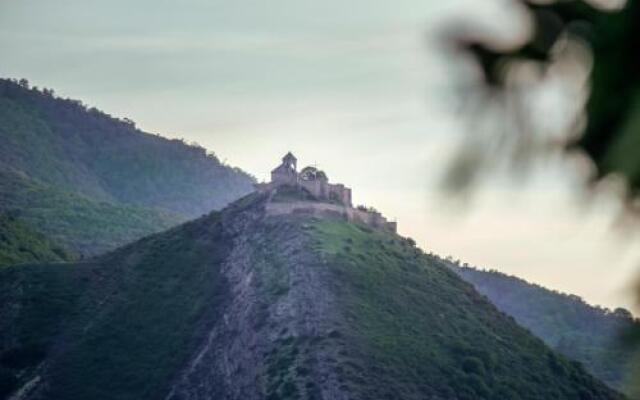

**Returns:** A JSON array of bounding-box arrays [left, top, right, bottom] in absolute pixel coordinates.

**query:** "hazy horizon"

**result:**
[[3, 0, 639, 311]]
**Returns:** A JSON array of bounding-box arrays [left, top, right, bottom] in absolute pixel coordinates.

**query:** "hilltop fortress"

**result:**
[[256, 152, 396, 232]]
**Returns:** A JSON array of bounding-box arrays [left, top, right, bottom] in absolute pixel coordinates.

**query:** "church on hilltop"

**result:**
[[256, 152, 396, 232], [258, 152, 352, 206]]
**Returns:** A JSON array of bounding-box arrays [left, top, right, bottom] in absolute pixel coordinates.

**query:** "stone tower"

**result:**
[[271, 151, 298, 185]]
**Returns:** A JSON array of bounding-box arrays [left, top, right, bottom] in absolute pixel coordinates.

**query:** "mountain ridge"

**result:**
[[0, 191, 624, 400]]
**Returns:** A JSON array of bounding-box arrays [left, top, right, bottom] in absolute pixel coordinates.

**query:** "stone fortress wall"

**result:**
[[265, 201, 397, 232]]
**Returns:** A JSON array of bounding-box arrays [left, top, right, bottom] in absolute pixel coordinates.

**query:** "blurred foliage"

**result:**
[[448, 1, 640, 386], [448, 0, 640, 199]]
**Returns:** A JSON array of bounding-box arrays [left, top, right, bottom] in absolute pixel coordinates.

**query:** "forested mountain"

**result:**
[[0, 78, 254, 256], [0, 191, 622, 400], [452, 264, 640, 396], [0, 169, 179, 257]]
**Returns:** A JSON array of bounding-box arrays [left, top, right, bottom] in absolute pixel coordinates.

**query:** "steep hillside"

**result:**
[[453, 265, 640, 396], [0, 78, 254, 255], [0, 212, 72, 267], [0, 193, 622, 400]]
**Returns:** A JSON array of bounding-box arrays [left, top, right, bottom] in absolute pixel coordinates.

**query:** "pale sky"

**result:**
[[2, 0, 639, 311]]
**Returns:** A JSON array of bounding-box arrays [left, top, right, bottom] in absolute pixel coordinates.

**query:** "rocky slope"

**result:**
[[0, 193, 624, 400]]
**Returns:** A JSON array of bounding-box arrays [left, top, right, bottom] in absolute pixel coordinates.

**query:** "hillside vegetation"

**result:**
[[0, 212, 72, 267], [0, 194, 622, 400], [453, 265, 640, 396], [0, 169, 179, 256], [0, 208, 233, 400], [0, 78, 254, 256], [309, 220, 620, 400]]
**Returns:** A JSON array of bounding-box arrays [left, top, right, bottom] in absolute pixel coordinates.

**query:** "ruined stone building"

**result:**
[[256, 152, 396, 232], [256, 152, 352, 206]]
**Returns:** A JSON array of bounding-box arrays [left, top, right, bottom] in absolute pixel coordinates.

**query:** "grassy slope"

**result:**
[[309, 220, 622, 400], [0, 213, 72, 267], [0, 211, 231, 400], [454, 266, 640, 396]]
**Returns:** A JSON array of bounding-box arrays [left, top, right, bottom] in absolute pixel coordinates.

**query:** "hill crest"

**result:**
[[0, 193, 623, 400]]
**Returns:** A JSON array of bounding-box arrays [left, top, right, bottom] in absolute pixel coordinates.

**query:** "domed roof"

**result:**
[[299, 166, 328, 182]]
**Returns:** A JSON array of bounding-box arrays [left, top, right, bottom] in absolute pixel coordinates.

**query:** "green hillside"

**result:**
[[0, 213, 231, 399], [0, 78, 254, 256], [309, 220, 620, 400], [0, 194, 622, 400], [0, 212, 72, 267], [453, 265, 640, 396]]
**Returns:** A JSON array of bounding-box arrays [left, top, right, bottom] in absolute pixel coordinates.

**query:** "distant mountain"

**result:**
[[0, 190, 622, 400], [0, 78, 254, 256], [452, 264, 640, 396], [0, 212, 71, 267]]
